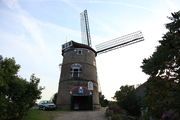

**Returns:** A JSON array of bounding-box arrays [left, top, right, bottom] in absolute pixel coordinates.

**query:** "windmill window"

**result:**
[[70, 64, 82, 78], [73, 69, 79, 77], [77, 50, 82, 55], [69, 42, 72, 46], [70, 68, 82, 78], [62, 45, 65, 49]]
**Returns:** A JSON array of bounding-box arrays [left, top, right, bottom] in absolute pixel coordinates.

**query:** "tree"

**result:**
[[99, 92, 108, 107], [135, 83, 142, 89], [50, 92, 57, 105], [141, 10, 180, 119], [0, 55, 44, 120], [104, 99, 109, 107], [99, 92, 105, 107], [113, 85, 141, 116]]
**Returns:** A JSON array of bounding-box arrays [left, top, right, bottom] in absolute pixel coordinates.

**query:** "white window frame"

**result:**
[[72, 68, 80, 78]]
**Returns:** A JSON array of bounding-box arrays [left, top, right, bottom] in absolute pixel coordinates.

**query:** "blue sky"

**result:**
[[0, 0, 179, 102]]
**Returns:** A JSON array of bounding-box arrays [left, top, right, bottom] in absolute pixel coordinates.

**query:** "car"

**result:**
[[38, 100, 56, 110]]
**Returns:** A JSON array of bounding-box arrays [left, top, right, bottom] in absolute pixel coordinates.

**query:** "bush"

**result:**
[[111, 114, 123, 120], [113, 85, 141, 116], [106, 109, 114, 117], [106, 106, 138, 120], [111, 114, 136, 120], [108, 106, 123, 114], [106, 106, 123, 119], [108, 101, 119, 107]]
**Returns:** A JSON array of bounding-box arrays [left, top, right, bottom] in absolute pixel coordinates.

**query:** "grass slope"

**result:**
[[22, 108, 70, 120]]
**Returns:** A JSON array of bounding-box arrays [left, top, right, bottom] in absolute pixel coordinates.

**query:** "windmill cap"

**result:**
[[62, 40, 97, 56]]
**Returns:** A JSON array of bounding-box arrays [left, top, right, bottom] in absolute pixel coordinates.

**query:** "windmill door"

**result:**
[[70, 87, 93, 110]]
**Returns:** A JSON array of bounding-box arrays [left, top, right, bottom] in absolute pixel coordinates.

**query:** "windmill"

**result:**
[[56, 10, 144, 110]]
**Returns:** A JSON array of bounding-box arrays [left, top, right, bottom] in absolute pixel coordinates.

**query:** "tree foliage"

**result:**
[[50, 92, 57, 105], [141, 10, 180, 118], [99, 92, 108, 107], [0, 55, 44, 120], [113, 85, 141, 116], [99, 92, 105, 107]]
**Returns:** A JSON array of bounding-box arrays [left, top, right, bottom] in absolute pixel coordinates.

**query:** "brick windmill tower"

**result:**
[[56, 10, 144, 110]]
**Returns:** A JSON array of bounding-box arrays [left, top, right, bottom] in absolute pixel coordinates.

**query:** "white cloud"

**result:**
[[63, 0, 120, 39], [61, 0, 166, 15], [165, 0, 178, 12], [3, 0, 49, 58], [19, 15, 49, 57], [2, 0, 20, 10], [92, 1, 165, 15], [61, 0, 168, 45]]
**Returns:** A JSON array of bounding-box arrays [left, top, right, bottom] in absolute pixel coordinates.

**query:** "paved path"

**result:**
[[55, 109, 107, 120]]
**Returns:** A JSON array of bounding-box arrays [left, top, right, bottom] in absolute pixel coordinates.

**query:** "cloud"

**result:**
[[0, 28, 41, 63], [61, 0, 166, 15], [61, 0, 167, 45], [19, 15, 49, 56], [165, 0, 178, 12], [63, 0, 120, 38], [2, 0, 49, 58], [41, 22, 80, 37], [94, 1, 165, 14], [40, 21, 107, 48], [2, 0, 20, 10]]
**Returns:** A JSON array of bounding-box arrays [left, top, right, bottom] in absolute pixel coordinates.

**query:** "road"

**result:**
[[55, 109, 107, 120]]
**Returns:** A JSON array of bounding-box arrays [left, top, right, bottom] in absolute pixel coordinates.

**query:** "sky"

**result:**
[[0, 0, 179, 102]]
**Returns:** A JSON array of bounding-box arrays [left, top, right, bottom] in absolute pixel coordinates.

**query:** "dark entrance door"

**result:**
[[70, 87, 93, 110], [73, 96, 88, 110]]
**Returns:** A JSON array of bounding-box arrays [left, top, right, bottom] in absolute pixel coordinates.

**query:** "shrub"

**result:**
[[111, 114, 136, 120], [106, 109, 114, 117], [108, 106, 123, 114], [108, 101, 119, 107], [113, 85, 141, 116], [106, 106, 124, 119], [106, 106, 138, 120], [112, 114, 122, 120]]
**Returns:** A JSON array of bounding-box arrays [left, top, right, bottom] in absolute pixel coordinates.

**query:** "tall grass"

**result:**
[[21, 108, 70, 120]]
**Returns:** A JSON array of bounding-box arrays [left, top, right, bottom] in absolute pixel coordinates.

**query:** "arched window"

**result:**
[[70, 64, 82, 78]]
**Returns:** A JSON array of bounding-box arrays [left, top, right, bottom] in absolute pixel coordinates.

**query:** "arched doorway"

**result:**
[[70, 87, 93, 110]]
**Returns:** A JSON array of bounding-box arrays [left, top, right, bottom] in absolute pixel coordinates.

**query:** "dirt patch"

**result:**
[[55, 109, 107, 120]]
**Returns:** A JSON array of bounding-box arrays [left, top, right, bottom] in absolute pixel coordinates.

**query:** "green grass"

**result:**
[[21, 108, 70, 120]]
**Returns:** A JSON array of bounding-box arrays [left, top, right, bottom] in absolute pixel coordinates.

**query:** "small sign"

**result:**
[[88, 81, 93, 90], [78, 88, 83, 93]]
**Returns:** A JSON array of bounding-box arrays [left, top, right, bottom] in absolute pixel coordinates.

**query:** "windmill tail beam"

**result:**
[[95, 31, 144, 55]]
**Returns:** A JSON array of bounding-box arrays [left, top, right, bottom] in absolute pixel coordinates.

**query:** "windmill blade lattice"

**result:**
[[96, 31, 144, 54], [80, 10, 92, 47]]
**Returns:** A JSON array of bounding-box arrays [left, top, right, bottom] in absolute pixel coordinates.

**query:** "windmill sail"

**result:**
[[80, 10, 92, 47], [96, 31, 144, 54]]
